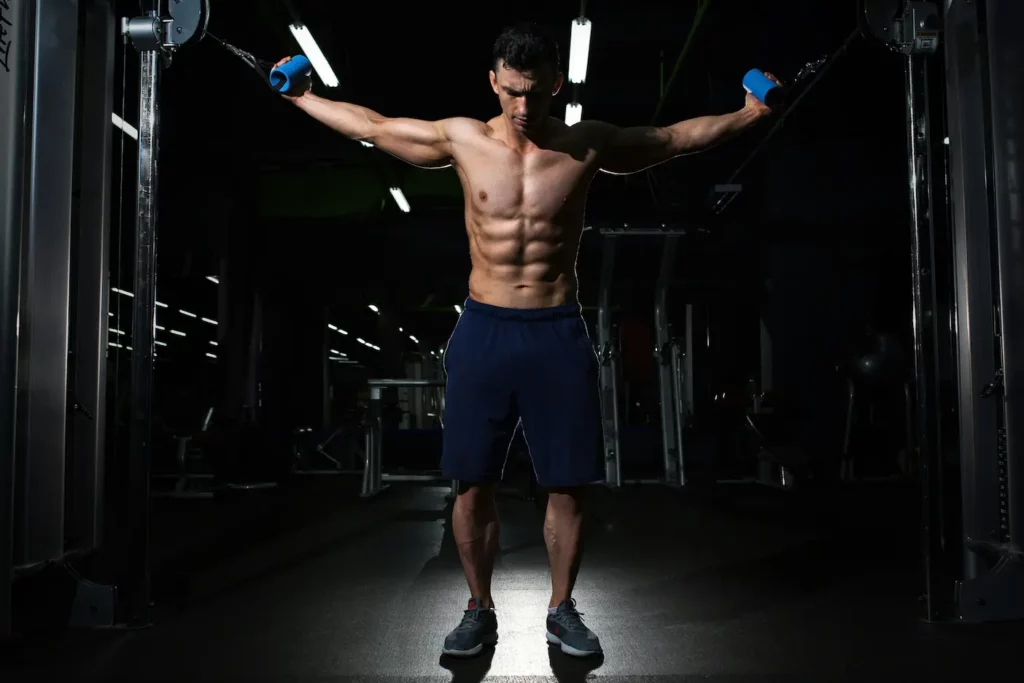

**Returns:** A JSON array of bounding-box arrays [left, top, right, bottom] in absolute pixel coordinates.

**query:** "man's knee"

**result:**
[[547, 486, 587, 511], [455, 481, 498, 507]]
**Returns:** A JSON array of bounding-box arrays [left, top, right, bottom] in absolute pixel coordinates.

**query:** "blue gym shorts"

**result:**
[[440, 298, 605, 488]]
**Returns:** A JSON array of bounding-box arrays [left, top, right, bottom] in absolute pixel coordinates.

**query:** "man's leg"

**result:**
[[515, 309, 605, 657], [544, 486, 586, 608], [452, 482, 500, 608], [439, 303, 518, 657]]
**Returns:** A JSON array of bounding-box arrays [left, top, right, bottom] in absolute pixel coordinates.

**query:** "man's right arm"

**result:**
[[292, 94, 459, 169]]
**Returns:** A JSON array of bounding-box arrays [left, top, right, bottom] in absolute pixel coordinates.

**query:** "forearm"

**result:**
[[292, 93, 382, 142], [668, 107, 761, 154]]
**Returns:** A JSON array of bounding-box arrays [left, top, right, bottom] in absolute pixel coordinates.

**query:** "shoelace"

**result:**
[[557, 599, 589, 631], [455, 609, 486, 632]]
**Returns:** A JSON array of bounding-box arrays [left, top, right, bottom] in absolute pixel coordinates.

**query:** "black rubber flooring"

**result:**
[[3, 477, 1022, 682]]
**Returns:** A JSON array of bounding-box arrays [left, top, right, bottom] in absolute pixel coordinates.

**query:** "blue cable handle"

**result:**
[[269, 55, 312, 94], [743, 69, 784, 108]]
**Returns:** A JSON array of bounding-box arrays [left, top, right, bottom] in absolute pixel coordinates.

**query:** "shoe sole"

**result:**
[[546, 631, 602, 657], [441, 632, 498, 657]]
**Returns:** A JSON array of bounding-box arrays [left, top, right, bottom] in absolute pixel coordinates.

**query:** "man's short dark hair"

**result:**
[[492, 22, 561, 75]]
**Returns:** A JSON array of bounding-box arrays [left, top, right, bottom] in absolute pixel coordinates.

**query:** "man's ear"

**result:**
[[489, 70, 499, 94], [552, 72, 564, 96]]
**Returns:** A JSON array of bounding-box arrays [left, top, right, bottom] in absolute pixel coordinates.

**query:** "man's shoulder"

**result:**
[[561, 119, 620, 148], [442, 117, 491, 140]]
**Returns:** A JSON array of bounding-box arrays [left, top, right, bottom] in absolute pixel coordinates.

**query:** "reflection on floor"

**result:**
[[3, 478, 1023, 682]]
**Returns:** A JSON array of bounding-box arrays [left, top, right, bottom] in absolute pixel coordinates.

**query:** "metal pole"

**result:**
[[654, 234, 680, 485], [942, 0, 1000, 597], [370, 386, 382, 493], [986, 0, 1024, 561], [0, 0, 34, 639], [671, 342, 686, 485], [361, 427, 372, 496], [124, 41, 160, 629], [70, 0, 116, 555], [905, 51, 947, 623], [684, 304, 694, 418], [597, 235, 620, 487]]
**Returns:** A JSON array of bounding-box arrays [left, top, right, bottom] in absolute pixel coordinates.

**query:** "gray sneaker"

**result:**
[[545, 598, 602, 657], [441, 597, 498, 657]]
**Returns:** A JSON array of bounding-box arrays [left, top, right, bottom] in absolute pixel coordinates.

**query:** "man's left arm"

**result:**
[[596, 107, 764, 176]]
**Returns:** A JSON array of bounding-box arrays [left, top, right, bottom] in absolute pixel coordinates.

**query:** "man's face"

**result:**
[[489, 61, 563, 134]]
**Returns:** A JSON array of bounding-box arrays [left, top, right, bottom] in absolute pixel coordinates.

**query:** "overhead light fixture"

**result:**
[[205, 353, 217, 360], [169, 329, 186, 337], [409, 335, 419, 344], [328, 324, 349, 335], [359, 141, 373, 148], [454, 304, 463, 314], [155, 340, 167, 347], [565, 102, 582, 126], [568, 17, 592, 84], [368, 305, 379, 313], [111, 287, 133, 298], [201, 317, 217, 325], [389, 187, 411, 213], [111, 113, 139, 140], [288, 23, 339, 88], [179, 309, 197, 318], [156, 325, 165, 331], [330, 349, 347, 357], [109, 328, 125, 335], [206, 275, 219, 284]]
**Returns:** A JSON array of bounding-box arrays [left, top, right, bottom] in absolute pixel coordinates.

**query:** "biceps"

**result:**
[[371, 118, 452, 168]]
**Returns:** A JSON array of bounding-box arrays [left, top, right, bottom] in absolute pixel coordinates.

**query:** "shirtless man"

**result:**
[[276, 22, 773, 658]]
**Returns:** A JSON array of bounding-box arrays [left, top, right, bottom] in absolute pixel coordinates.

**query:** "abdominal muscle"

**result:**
[[465, 213, 583, 310]]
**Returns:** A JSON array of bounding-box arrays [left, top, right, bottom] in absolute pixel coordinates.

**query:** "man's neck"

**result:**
[[502, 116, 551, 150]]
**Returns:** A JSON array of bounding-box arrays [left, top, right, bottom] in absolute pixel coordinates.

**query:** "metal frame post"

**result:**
[[684, 304, 694, 418], [68, 0, 116, 556], [0, 0, 34, 640], [14, 0, 79, 571], [905, 43, 948, 624], [597, 234, 621, 487], [654, 234, 682, 485], [121, 35, 160, 629], [986, 0, 1024, 572], [943, 0, 1001, 617], [670, 341, 686, 481], [933, 0, 1024, 624], [759, 317, 772, 395]]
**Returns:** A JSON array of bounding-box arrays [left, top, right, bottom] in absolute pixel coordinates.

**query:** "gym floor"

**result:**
[[3, 477, 1021, 682]]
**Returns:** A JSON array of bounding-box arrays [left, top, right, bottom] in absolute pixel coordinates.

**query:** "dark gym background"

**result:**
[[2, 0, 1023, 680]]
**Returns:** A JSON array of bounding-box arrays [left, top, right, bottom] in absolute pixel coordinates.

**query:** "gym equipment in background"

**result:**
[[361, 379, 456, 500]]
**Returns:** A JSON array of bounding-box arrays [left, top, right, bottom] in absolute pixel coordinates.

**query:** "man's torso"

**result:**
[[447, 118, 608, 309]]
